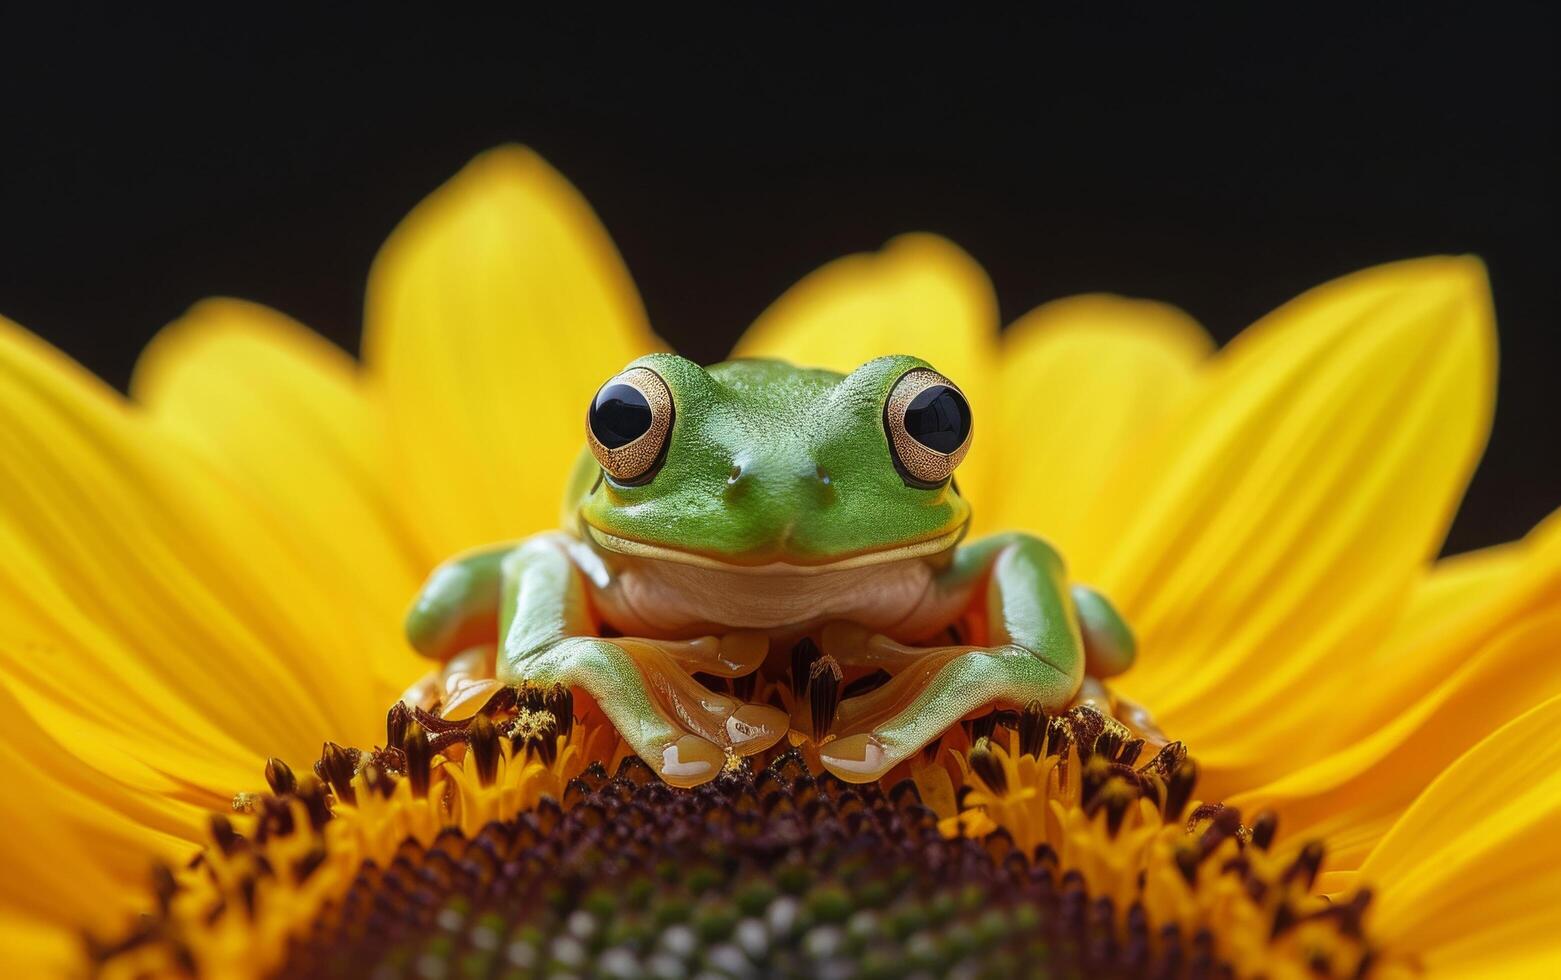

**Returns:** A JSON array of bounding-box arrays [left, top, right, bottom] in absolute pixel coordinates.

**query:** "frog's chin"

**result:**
[[580, 522, 967, 575]]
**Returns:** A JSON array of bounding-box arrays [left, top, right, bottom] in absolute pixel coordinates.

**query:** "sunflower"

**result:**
[[1, 146, 1557, 978]]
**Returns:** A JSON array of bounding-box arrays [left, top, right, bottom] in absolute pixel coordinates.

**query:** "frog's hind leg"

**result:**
[[1069, 584, 1166, 747], [1071, 583, 1135, 678], [404, 545, 512, 661]]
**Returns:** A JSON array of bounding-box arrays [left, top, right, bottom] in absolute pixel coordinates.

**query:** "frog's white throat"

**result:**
[[577, 524, 962, 634]]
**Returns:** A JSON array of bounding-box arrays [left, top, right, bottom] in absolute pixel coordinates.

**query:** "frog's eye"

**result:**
[[586, 367, 674, 485], [884, 369, 972, 487]]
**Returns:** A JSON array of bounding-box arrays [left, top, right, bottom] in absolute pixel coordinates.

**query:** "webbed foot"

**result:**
[[508, 632, 788, 787], [813, 626, 1078, 783]]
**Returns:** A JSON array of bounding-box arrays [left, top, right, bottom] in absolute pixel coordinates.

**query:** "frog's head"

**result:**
[[570, 352, 973, 569]]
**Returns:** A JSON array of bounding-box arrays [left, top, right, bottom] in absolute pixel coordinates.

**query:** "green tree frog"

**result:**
[[405, 354, 1136, 787]]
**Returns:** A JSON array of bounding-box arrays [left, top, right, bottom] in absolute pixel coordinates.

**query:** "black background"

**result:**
[[1, 6, 1555, 554]]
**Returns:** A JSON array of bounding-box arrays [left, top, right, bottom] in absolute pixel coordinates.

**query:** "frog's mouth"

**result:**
[[580, 521, 967, 575]]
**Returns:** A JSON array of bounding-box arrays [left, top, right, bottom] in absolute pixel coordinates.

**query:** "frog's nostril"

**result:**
[[727, 464, 743, 486], [815, 465, 832, 486]]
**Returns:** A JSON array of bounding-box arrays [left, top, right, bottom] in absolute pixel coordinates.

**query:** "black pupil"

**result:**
[[903, 384, 970, 454], [590, 383, 653, 449]]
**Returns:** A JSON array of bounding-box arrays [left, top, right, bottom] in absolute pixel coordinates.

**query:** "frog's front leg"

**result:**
[[819, 533, 1124, 783], [499, 534, 787, 787]]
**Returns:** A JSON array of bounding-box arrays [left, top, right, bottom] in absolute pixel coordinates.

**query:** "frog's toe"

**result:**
[[726, 703, 789, 755], [613, 632, 769, 678], [714, 631, 769, 676], [659, 734, 727, 788], [818, 732, 890, 782], [821, 644, 1077, 784]]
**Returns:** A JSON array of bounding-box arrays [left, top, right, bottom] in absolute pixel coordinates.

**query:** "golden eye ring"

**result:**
[[884, 368, 973, 487], [586, 367, 674, 484]]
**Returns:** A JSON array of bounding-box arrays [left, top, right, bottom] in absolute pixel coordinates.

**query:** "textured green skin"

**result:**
[[576, 353, 970, 563], [405, 354, 1135, 784]]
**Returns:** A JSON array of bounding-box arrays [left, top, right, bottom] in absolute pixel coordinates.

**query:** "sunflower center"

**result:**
[[279, 755, 1242, 979], [88, 673, 1392, 979]]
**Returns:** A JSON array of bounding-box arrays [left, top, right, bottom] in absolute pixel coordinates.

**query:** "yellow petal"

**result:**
[[364, 146, 659, 559], [1086, 258, 1495, 791], [1323, 507, 1561, 747], [732, 233, 1000, 504], [0, 915, 82, 978], [982, 294, 1211, 547], [1232, 604, 1561, 873], [1232, 508, 1561, 826], [911, 762, 960, 820], [0, 681, 196, 962], [132, 298, 425, 691], [1340, 538, 1533, 718], [0, 316, 391, 802], [1359, 696, 1561, 976]]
